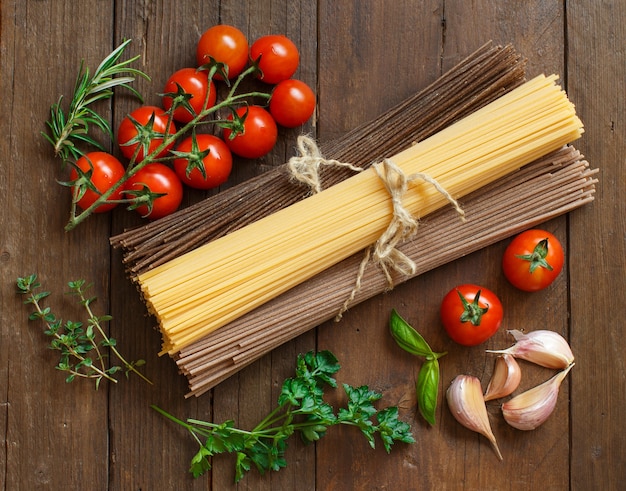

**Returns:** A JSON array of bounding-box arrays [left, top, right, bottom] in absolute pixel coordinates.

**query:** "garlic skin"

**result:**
[[502, 363, 574, 431], [484, 354, 522, 401], [487, 329, 574, 369], [447, 375, 503, 460]]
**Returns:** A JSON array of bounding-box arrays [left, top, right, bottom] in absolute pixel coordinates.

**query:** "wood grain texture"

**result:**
[[567, 0, 626, 488], [0, 0, 623, 490], [1, 1, 114, 489]]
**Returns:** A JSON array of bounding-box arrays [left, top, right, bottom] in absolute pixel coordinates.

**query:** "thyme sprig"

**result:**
[[153, 350, 414, 482], [45, 41, 271, 231], [44, 39, 149, 164], [16, 274, 151, 388]]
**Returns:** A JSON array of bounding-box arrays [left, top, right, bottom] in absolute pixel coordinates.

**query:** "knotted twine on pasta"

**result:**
[[287, 135, 364, 193], [287, 135, 465, 320]]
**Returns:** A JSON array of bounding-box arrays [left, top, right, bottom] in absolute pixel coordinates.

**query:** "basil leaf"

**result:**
[[389, 309, 434, 358], [416, 358, 439, 426]]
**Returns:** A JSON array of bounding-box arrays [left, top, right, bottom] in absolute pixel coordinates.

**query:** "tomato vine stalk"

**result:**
[[45, 40, 271, 231]]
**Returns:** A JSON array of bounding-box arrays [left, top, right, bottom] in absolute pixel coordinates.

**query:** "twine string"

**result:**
[[286, 135, 465, 321], [287, 135, 364, 193]]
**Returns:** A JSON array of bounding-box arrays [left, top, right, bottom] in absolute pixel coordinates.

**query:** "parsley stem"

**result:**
[[252, 404, 290, 432]]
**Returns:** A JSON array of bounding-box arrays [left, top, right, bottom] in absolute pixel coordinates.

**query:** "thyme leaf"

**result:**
[[16, 274, 151, 387]]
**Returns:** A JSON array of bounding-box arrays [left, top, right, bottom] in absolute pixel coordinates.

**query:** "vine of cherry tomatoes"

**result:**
[[70, 25, 316, 221]]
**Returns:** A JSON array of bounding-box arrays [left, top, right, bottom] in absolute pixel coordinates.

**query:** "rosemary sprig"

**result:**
[[16, 274, 152, 388], [44, 39, 150, 164]]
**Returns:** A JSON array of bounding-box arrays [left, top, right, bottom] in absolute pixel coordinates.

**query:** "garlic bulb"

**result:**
[[446, 375, 503, 460], [486, 329, 574, 369], [502, 363, 574, 430], [484, 354, 522, 401]]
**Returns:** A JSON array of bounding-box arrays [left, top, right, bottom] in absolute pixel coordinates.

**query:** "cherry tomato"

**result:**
[[440, 284, 503, 346], [196, 25, 249, 80], [250, 34, 299, 84], [269, 79, 316, 128], [69, 152, 126, 213], [502, 229, 564, 292], [222, 105, 278, 159], [173, 134, 233, 190], [125, 163, 183, 219], [117, 106, 176, 163], [162, 68, 217, 123]]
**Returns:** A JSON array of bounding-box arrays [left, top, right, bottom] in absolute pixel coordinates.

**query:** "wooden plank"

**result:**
[[437, 2, 571, 490], [208, 2, 319, 489], [315, 1, 445, 489], [0, 1, 113, 488], [317, 0, 444, 141], [108, 3, 220, 490], [567, 1, 626, 489], [441, 0, 565, 77]]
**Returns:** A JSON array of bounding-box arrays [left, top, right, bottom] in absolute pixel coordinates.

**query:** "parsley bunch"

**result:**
[[153, 350, 414, 482]]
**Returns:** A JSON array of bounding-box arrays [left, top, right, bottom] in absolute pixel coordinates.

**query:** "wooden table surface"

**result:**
[[1, 1, 624, 490]]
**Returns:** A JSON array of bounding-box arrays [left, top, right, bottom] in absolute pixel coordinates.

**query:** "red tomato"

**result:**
[[502, 229, 564, 292], [196, 25, 249, 80], [162, 68, 217, 123], [70, 152, 126, 213], [173, 134, 233, 190], [117, 106, 176, 163], [222, 105, 278, 159], [125, 163, 183, 219], [440, 284, 503, 346], [269, 79, 316, 128], [250, 34, 299, 84]]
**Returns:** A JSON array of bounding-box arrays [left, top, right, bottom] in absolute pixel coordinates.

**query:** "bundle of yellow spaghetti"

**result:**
[[138, 74, 583, 355]]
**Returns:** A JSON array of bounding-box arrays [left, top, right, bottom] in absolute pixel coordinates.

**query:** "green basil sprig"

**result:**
[[389, 309, 447, 425]]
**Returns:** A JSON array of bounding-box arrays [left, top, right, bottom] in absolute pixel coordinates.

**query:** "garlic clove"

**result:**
[[446, 375, 503, 460], [502, 363, 574, 431], [484, 354, 522, 401], [486, 329, 574, 369]]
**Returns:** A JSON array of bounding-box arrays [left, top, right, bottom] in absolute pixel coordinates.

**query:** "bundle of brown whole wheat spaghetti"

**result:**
[[111, 43, 597, 396]]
